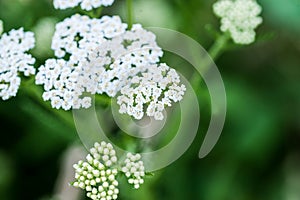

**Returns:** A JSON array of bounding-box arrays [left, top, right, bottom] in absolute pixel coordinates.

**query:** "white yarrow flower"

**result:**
[[37, 14, 174, 112], [36, 15, 126, 110], [73, 141, 147, 199], [53, 0, 115, 11], [35, 59, 91, 110], [0, 28, 36, 100], [51, 14, 127, 60], [89, 141, 118, 167], [213, 0, 263, 44], [97, 23, 164, 97], [73, 142, 119, 200], [117, 63, 186, 120], [121, 153, 145, 189], [73, 154, 119, 200]]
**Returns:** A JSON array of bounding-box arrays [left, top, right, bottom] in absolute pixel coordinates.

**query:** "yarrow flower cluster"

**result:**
[[72, 141, 146, 200], [50, 14, 128, 60], [121, 153, 145, 189], [73, 142, 119, 200], [117, 63, 186, 120], [213, 0, 263, 44], [0, 27, 35, 100], [35, 59, 91, 109], [36, 14, 184, 118], [53, 0, 114, 11], [89, 141, 118, 167]]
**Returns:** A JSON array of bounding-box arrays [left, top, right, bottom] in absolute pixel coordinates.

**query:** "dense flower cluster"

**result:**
[[213, 0, 262, 44], [90, 141, 118, 167], [73, 142, 119, 200], [53, 0, 114, 11], [121, 153, 145, 189], [73, 158, 119, 200], [36, 15, 124, 109], [51, 14, 127, 60], [73, 141, 146, 200], [36, 14, 185, 116], [0, 28, 35, 100], [35, 59, 91, 109], [95, 23, 163, 97], [117, 63, 186, 120]]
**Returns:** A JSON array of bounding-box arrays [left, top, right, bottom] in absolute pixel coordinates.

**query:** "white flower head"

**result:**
[[73, 142, 119, 200], [117, 63, 186, 120], [73, 157, 119, 200], [37, 15, 126, 110], [73, 141, 147, 199], [95, 23, 164, 97], [37, 14, 167, 111], [89, 141, 118, 167], [121, 153, 145, 189], [213, 0, 263, 44], [51, 14, 127, 60], [35, 59, 91, 110], [53, 0, 115, 11], [0, 28, 36, 100]]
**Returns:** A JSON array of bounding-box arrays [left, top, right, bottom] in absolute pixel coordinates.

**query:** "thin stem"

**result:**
[[127, 0, 133, 29], [190, 33, 230, 88], [208, 33, 230, 61]]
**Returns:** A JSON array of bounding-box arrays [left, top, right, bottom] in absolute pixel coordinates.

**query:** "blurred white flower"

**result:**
[[121, 153, 145, 189], [53, 0, 114, 11], [0, 28, 35, 100], [213, 0, 263, 44], [117, 63, 186, 120]]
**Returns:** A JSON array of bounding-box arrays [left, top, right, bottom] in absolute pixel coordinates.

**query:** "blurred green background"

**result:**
[[1, 0, 300, 199]]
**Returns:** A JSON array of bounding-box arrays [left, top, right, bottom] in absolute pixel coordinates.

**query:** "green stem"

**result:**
[[190, 33, 230, 88], [208, 33, 230, 61], [127, 0, 133, 29]]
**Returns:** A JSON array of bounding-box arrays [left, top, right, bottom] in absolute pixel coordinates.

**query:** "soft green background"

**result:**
[[1, 0, 300, 199]]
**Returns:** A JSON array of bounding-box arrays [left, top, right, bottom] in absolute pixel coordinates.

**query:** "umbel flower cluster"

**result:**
[[121, 153, 145, 189], [213, 0, 263, 44], [54, 0, 114, 11], [35, 13, 186, 120], [72, 141, 145, 200], [0, 26, 36, 100], [118, 63, 186, 120]]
